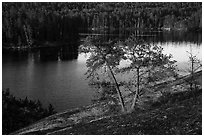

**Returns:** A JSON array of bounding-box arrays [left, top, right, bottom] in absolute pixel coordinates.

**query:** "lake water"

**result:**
[[2, 31, 202, 112]]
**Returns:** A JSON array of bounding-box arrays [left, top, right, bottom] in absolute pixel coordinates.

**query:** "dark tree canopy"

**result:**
[[2, 2, 202, 47]]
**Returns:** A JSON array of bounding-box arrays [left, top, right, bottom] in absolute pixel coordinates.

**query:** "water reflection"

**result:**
[[39, 47, 60, 61], [2, 50, 29, 63], [155, 31, 202, 44], [3, 44, 79, 63], [2, 50, 95, 112], [85, 29, 202, 45], [60, 45, 78, 61], [39, 44, 79, 61]]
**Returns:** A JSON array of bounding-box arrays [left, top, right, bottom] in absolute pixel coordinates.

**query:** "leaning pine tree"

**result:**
[[118, 34, 177, 111], [80, 36, 127, 112]]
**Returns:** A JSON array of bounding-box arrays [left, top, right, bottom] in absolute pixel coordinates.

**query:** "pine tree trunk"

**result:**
[[190, 54, 195, 99], [131, 68, 140, 110], [106, 63, 126, 112], [96, 46, 126, 112]]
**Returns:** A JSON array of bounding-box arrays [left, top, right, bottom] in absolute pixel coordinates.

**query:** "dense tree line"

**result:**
[[2, 89, 56, 134], [2, 3, 84, 47], [2, 2, 202, 48]]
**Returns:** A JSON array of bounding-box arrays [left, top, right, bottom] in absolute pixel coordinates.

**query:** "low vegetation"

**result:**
[[2, 89, 56, 134]]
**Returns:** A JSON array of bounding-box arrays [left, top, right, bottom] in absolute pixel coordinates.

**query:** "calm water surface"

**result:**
[[2, 31, 202, 112]]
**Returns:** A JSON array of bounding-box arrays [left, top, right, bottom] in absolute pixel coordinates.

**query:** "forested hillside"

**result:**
[[2, 2, 202, 47]]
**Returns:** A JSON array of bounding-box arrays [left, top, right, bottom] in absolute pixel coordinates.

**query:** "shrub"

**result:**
[[2, 89, 56, 134]]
